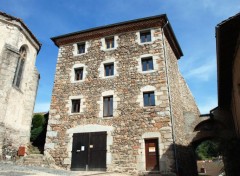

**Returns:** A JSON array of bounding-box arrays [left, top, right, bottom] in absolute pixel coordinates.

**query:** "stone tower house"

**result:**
[[46, 14, 199, 175], [0, 12, 41, 154]]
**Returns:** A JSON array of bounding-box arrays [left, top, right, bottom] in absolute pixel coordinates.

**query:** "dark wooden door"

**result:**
[[89, 132, 107, 170], [71, 132, 107, 171], [71, 133, 89, 170], [145, 139, 159, 171]]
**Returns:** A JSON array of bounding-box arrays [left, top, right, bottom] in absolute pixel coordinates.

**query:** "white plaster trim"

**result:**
[[100, 35, 119, 51], [137, 54, 159, 73], [98, 58, 118, 78], [70, 63, 88, 83], [66, 124, 114, 165], [67, 95, 86, 115], [73, 41, 90, 56], [136, 85, 161, 107], [136, 28, 156, 45], [97, 90, 119, 118]]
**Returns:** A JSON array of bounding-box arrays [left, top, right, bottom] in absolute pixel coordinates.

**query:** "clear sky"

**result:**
[[1, 0, 239, 113]]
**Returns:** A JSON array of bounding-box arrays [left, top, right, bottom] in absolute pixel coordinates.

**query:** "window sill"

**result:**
[[102, 116, 113, 119], [141, 70, 157, 74], [73, 52, 87, 57], [101, 48, 117, 51], [12, 85, 23, 93], [139, 41, 154, 45], [72, 80, 85, 83], [101, 75, 116, 79], [70, 112, 82, 115]]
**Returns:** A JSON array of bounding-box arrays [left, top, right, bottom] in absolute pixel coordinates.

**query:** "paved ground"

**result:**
[[0, 162, 129, 176]]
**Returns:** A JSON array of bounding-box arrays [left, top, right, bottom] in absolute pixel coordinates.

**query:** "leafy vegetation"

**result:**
[[30, 114, 45, 142], [196, 140, 220, 160]]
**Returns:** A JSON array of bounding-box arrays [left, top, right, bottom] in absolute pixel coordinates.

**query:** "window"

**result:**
[[13, 46, 26, 88], [105, 37, 114, 49], [71, 99, 80, 113], [142, 57, 154, 71], [104, 63, 114, 76], [140, 30, 151, 43], [74, 68, 83, 81], [103, 96, 113, 117], [77, 43, 85, 54], [143, 92, 155, 106]]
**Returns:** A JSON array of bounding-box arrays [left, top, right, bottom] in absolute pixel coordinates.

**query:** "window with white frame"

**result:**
[[104, 63, 114, 76], [71, 64, 87, 83], [101, 36, 118, 51], [74, 67, 83, 81], [105, 37, 114, 49], [71, 99, 81, 113], [137, 54, 158, 73], [99, 58, 118, 78], [136, 85, 160, 107], [98, 90, 119, 118], [103, 96, 113, 117], [143, 91, 155, 106], [77, 43, 85, 54], [136, 29, 159, 45], [141, 57, 154, 71], [68, 95, 86, 114], [140, 30, 151, 43], [73, 42, 89, 56]]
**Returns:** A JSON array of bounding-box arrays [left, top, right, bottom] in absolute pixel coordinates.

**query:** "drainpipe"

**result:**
[[161, 21, 179, 174]]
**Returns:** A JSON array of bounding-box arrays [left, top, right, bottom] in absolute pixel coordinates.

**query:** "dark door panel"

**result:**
[[145, 139, 159, 171], [71, 132, 107, 171], [71, 133, 89, 170], [89, 132, 107, 171]]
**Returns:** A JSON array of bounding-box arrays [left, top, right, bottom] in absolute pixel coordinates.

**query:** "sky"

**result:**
[[1, 0, 239, 114]]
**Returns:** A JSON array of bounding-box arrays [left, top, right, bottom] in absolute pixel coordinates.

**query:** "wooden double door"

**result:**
[[145, 139, 159, 171], [71, 132, 107, 171]]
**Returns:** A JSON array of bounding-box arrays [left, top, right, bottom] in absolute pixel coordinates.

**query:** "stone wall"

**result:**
[[46, 21, 199, 175], [164, 31, 200, 176], [0, 13, 40, 153]]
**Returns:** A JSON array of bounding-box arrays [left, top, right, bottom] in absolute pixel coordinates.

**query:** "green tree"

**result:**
[[196, 140, 219, 160], [30, 114, 45, 141]]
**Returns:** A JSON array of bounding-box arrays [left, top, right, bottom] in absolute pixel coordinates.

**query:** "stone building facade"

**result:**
[[0, 12, 41, 155], [46, 14, 199, 175]]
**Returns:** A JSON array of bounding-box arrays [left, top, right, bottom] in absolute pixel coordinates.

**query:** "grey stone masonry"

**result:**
[[0, 11, 41, 156]]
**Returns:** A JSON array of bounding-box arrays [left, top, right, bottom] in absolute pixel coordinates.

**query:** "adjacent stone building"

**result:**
[[46, 14, 200, 175], [0, 12, 41, 155]]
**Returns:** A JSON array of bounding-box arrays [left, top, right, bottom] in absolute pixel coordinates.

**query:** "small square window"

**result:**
[[105, 37, 114, 49], [74, 68, 83, 81], [140, 31, 151, 43], [77, 43, 85, 54], [103, 96, 113, 117], [104, 63, 114, 76], [142, 57, 154, 71], [71, 99, 80, 113], [143, 92, 155, 106]]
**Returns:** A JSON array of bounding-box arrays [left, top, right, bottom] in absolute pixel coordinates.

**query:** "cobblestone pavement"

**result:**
[[0, 162, 129, 176]]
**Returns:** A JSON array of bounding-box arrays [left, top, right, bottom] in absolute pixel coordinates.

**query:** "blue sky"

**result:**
[[1, 0, 239, 113]]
